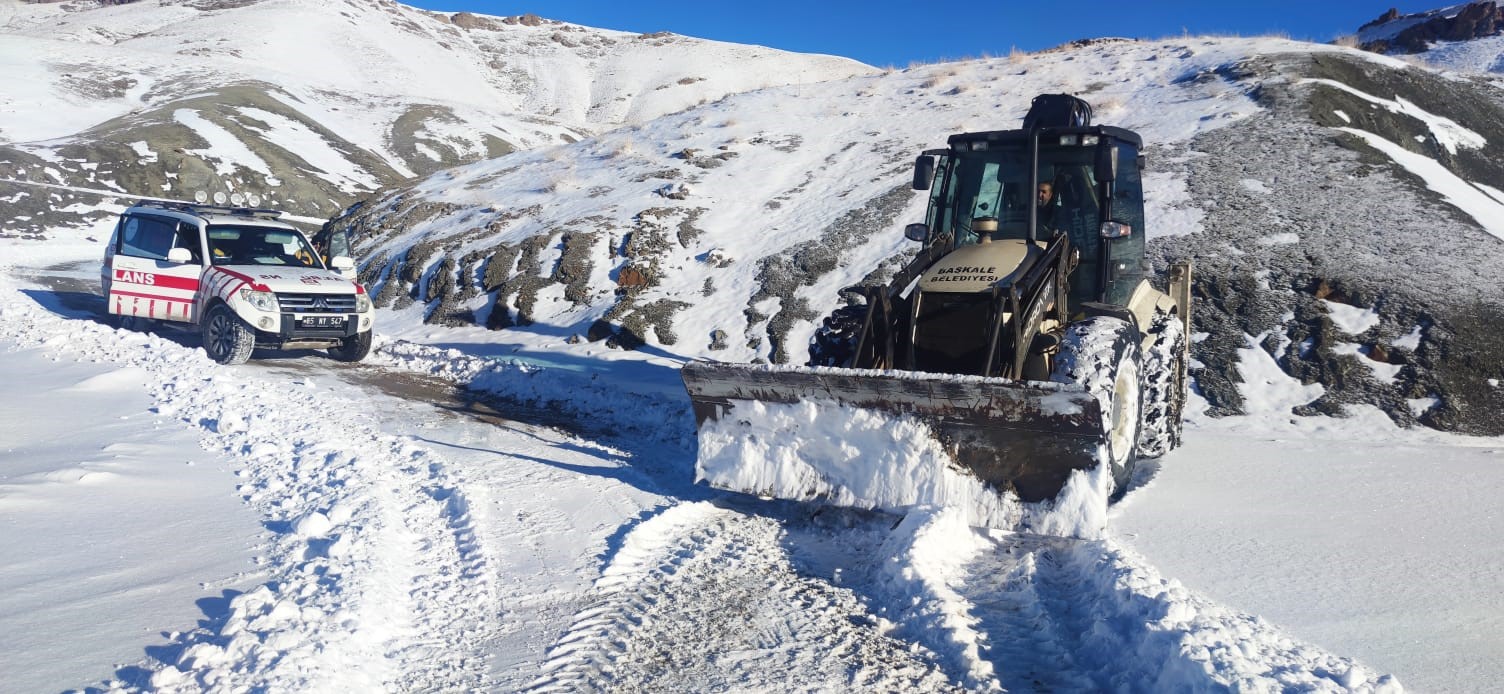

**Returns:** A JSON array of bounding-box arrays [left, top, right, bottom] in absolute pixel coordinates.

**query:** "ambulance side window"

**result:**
[[118, 215, 178, 261]]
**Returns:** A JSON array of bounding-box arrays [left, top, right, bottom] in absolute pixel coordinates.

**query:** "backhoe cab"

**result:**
[[877, 98, 1154, 380]]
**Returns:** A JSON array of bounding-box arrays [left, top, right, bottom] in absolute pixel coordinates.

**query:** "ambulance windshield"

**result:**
[[206, 226, 323, 268]]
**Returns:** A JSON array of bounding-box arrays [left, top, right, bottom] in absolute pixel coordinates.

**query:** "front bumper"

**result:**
[[248, 312, 372, 347]]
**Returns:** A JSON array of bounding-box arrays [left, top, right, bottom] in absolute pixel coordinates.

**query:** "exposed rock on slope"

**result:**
[[1153, 52, 1504, 435], [1359, 3, 1504, 54], [2, 82, 403, 224], [1353, 2, 1504, 77]]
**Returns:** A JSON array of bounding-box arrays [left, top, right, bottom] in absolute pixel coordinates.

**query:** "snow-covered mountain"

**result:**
[[1356, 1, 1504, 73], [332, 36, 1504, 436], [0, 0, 872, 230], [7, 7, 1504, 692], [17, 2, 1497, 437]]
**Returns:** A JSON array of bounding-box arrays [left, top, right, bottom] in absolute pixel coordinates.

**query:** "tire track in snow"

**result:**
[[373, 435, 500, 692], [529, 502, 963, 693], [973, 535, 1098, 692], [840, 508, 1403, 693], [137, 378, 500, 691]]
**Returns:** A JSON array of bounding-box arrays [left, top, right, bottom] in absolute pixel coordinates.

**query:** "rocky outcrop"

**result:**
[[1361, 3, 1504, 53]]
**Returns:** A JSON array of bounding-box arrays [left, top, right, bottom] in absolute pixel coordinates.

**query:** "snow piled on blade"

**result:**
[[694, 395, 1114, 538], [695, 399, 1023, 530], [1021, 456, 1112, 539]]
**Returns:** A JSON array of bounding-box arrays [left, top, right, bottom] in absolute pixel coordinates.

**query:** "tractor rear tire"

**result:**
[[1052, 317, 1143, 498], [1137, 309, 1187, 458], [202, 304, 256, 365], [807, 303, 868, 367]]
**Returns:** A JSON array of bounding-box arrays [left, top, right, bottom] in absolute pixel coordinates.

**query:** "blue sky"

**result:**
[[404, 1, 1447, 66]]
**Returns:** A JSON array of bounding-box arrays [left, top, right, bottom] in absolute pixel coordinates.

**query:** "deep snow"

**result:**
[[1116, 406, 1504, 693], [0, 347, 261, 693]]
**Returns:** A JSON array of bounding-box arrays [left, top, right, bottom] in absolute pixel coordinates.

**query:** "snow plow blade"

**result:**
[[681, 361, 1108, 507]]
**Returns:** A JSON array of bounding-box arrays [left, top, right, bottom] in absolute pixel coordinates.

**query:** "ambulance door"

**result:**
[[106, 214, 206, 322]]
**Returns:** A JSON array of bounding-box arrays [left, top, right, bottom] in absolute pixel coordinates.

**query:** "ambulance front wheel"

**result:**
[[202, 304, 255, 365], [328, 330, 372, 362]]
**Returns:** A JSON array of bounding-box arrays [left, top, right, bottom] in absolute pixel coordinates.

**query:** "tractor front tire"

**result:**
[[1137, 310, 1187, 458], [202, 304, 256, 365], [807, 303, 868, 367], [1052, 316, 1144, 498]]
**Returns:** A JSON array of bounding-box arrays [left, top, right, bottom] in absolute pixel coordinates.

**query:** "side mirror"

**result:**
[[330, 255, 355, 271], [167, 247, 193, 264], [904, 223, 930, 242], [913, 155, 936, 191]]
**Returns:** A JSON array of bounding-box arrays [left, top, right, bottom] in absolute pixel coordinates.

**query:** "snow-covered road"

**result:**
[[4, 234, 1496, 692], [1, 249, 674, 690]]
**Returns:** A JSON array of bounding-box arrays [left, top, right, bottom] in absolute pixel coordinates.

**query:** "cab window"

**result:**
[[208, 226, 322, 268]]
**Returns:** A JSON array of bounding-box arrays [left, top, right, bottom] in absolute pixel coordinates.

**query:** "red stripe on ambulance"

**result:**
[[113, 289, 191, 304], [111, 270, 199, 292], [211, 268, 270, 293]]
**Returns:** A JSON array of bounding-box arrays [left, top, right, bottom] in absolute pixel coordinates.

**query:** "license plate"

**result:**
[[299, 316, 343, 327]]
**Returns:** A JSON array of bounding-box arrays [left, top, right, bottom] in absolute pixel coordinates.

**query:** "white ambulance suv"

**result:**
[[101, 200, 374, 365]]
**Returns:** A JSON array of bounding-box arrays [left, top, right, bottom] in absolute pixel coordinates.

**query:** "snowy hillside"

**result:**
[[335, 36, 1504, 436], [0, 0, 872, 229]]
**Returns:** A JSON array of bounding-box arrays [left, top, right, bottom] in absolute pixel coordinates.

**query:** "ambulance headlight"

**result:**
[[355, 294, 372, 313], [239, 288, 278, 312]]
